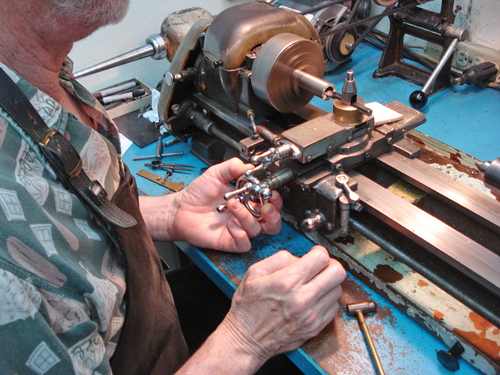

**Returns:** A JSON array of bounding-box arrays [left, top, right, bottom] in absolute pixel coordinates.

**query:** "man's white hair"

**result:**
[[51, 0, 130, 28]]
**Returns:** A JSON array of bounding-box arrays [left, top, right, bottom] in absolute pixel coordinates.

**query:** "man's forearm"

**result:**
[[176, 321, 266, 375], [138, 194, 180, 242]]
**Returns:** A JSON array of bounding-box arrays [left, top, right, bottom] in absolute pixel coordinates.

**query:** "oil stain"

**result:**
[[374, 264, 404, 284]]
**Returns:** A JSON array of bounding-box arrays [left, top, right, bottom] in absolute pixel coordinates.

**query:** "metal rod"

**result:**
[[132, 152, 184, 161], [348, 217, 500, 329], [74, 45, 154, 79], [421, 38, 459, 93]]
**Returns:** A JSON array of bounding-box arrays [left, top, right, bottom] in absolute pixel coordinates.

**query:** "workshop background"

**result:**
[[66, 2, 500, 374], [70, 0, 500, 93]]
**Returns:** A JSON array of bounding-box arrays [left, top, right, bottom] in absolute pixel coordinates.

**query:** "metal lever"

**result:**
[[335, 174, 360, 204], [409, 25, 468, 109], [335, 173, 362, 237]]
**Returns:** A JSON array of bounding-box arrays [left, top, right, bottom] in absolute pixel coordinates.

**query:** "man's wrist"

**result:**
[[138, 193, 180, 242], [181, 320, 267, 375]]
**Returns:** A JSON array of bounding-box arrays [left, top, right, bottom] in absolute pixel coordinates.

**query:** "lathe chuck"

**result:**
[[251, 33, 326, 113]]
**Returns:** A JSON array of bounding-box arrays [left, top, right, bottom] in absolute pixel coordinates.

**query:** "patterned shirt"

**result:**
[[0, 60, 127, 375]]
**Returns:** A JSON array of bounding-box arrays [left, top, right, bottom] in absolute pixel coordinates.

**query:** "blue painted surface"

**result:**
[[121, 42, 491, 374]]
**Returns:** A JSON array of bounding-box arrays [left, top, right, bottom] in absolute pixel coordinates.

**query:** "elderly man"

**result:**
[[0, 0, 346, 374]]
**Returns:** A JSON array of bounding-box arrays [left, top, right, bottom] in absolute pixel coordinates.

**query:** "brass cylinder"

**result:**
[[333, 97, 366, 125]]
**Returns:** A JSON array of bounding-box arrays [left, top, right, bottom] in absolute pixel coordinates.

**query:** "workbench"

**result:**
[[122, 42, 500, 374]]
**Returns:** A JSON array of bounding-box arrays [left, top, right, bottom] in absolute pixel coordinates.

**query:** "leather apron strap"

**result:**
[[0, 68, 136, 229], [0, 68, 189, 374]]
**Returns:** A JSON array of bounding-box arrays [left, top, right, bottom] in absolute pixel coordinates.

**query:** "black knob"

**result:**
[[409, 90, 428, 109], [437, 341, 465, 372]]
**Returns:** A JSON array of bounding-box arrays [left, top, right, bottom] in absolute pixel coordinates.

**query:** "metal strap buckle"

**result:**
[[38, 128, 82, 180]]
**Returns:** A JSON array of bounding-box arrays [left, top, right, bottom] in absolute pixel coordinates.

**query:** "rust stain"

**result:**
[[452, 311, 500, 362], [430, 292, 435, 297], [406, 132, 500, 201], [418, 280, 428, 287], [373, 264, 404, 284], [406, 133, 425, 146], [433, 310, 445, 322]]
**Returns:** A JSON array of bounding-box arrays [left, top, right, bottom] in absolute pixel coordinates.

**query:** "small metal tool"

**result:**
[[146, 160, 195, 170], [346, 301, 385, 375], [164, 138, 180, 147], [160, 167, 174, 185], [132, 152, 183, 161]]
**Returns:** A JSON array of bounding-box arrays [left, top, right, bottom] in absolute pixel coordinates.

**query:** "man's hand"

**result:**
[[221, 246, 345, 363], [140, 158, 283, 252], [175, 246, 346, 375]]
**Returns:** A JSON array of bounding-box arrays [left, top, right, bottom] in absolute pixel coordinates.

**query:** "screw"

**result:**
[[365, 152, 371, 158], [336, 163, 343, 171], [327, 145, 334, 152], [171, 104, 181, 115]]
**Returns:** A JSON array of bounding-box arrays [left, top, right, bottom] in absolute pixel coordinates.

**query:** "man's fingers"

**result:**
[[227, 198, 261, 238], [260, 203, 282, 234], [287, 246, 331, 285], [269, 190, 283, 211], [211, 158, 253, 183], [247, 250, 299, 279], [306, 259, 346, 297], [227, 219, 252, 253]]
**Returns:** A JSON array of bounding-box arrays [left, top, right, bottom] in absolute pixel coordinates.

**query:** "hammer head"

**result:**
[[346, 301, 377, 316]]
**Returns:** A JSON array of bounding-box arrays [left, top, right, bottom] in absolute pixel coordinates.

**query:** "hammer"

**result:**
[[346, 301, 385, 375]]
